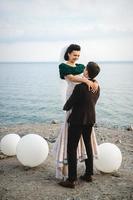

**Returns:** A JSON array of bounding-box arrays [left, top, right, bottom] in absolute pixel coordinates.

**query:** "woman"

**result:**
[[53, 44, 99, 179]]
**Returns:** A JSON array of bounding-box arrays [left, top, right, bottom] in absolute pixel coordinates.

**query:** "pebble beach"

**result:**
[[0, 123, 133, 200]]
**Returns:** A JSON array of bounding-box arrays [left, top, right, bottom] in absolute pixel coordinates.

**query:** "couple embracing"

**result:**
[[53, 44, 100, 189]]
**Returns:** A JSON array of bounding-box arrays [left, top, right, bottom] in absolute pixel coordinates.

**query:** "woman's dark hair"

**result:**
[[86, 62, 100, 79], [64, 44, 81, 61]]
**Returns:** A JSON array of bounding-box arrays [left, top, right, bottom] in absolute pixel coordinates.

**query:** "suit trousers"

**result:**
[[67, 124, 93, 182]]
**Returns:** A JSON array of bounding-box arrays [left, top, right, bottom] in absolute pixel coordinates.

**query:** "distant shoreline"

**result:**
[[0, 60, 133, 64], [0, 122, 132, 131]]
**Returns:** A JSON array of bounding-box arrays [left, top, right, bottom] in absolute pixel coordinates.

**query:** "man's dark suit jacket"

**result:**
[[63, 82, 100, 126]]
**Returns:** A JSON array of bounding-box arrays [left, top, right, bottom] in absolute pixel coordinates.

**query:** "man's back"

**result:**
[[63, 83, 100, 125]]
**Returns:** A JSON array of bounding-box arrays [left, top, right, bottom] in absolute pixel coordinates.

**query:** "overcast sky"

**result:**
[[0, 0, 133, 62]]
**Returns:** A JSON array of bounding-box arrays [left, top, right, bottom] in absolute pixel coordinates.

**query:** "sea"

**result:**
[[0, 62, 133, 128]]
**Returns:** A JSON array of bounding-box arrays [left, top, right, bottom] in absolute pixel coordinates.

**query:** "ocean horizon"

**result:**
[[1, 60, 133, 63], [0, 61, 133, 128]]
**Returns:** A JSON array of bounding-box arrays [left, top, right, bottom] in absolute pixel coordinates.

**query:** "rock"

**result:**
[[23, 166, 31, 171], [126, 125, 133, 131], [0, 169, 4, 174], [115, 139, 122, 144], [111, 171, 121, 177], [0, 152, 8, 159], [51, 120, 58, 124], [94, 123, 98, 128], [44, 136, 56, 143], [100, 136, 106, 141]]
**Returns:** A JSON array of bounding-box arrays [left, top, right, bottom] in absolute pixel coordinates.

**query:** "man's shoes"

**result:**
[[79, 174, 93, 182], [58, 179, 76, 189]]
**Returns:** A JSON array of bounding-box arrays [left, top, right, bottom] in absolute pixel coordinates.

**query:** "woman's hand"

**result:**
[[83, 78, 99, 92], [65, 74, 99, 92], [82, 78, 93, 91], [91, 81, 99, 93]]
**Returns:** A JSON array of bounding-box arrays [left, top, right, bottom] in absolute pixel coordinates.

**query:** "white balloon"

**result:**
[[94, 143, 122, 173], [16, 134, 49, 167], [0, 134, 21, 156]]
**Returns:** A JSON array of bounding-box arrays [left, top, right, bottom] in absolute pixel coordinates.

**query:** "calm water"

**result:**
[[0, 62, 133, 128]]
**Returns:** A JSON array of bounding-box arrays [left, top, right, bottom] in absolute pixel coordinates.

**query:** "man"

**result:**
[[59, 62, 100, 188]]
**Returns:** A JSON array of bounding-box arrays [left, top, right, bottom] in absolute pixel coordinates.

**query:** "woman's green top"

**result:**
[[59, 63, 85, 79]]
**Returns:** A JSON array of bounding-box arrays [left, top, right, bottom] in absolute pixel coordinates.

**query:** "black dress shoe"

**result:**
[[79, 174, 93, 182], [58, 179, 76, 189]]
